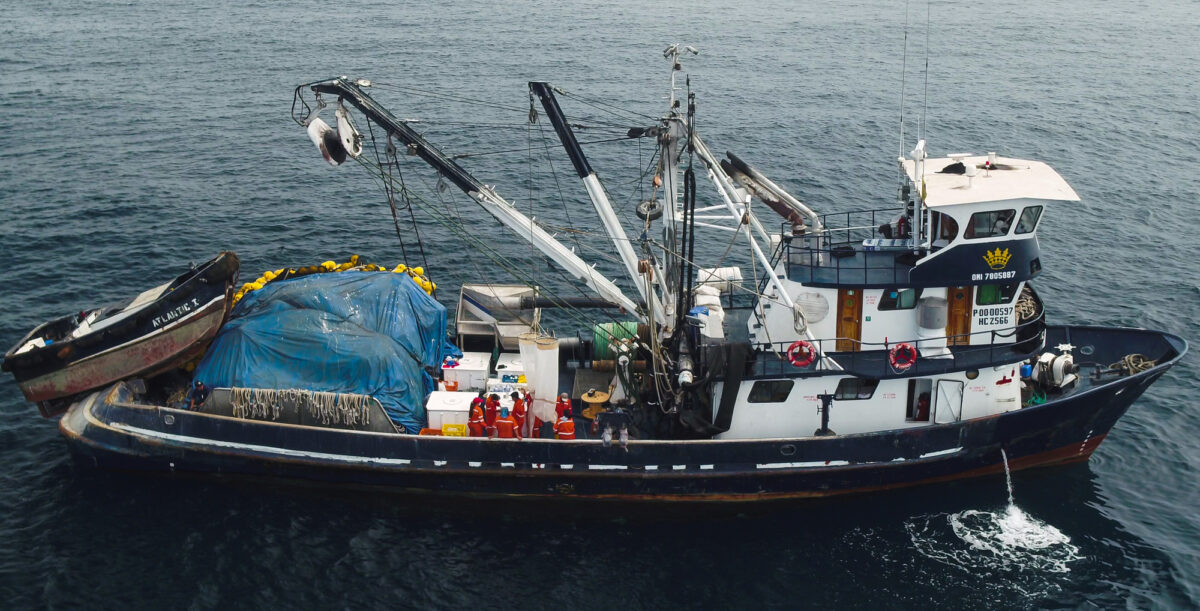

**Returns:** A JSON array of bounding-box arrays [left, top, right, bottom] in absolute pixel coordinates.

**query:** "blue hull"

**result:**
[[59, 326, 1186, 502]]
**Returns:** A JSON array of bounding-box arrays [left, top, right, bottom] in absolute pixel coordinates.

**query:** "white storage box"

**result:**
[[425, 391, 474, 429], [494, 352, 525, 383], [442, 351, 491, 392]]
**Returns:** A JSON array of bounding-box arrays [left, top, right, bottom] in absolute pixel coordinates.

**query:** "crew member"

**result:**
[[468, 398, 487, 437], [915, 392, 931, 421], [555, 393, 571, 420], [510, 391, 527, 432], [494, 407, 521, 440], [186, 381, 210, 411], [554, 408, 576, 440], [485, 393, 500, 429], [523, 390, 542, 438]]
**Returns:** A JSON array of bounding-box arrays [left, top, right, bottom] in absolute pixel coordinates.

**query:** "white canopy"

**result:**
[[903, 155, 1081, 207]]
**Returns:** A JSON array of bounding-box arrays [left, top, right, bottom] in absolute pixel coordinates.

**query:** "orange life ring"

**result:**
[[787, 340, 816, 368], [889, 342, 918, 371]]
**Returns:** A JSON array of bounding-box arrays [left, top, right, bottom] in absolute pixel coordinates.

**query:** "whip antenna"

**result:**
[[898, 0, 912, 161]]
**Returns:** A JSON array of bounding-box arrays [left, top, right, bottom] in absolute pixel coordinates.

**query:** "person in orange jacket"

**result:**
[[494, 407, 521, 439], [510, 391, 527, 431], [485, 393, 500, 437], [468, 399, 486, 437], [554, 408, 576, 440], [522, 390, 542, 438], [555, 392, 571, 420]]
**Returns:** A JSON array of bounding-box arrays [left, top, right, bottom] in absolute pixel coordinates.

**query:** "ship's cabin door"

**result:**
[[836, 288, 863, 352], [946, 286, 973, 346], [933, 379, 964, 424]]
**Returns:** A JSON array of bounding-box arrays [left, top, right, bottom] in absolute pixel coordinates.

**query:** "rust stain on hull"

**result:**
[[21, 304, 226, 403]]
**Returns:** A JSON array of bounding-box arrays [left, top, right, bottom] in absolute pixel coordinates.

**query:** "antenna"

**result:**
[[897, 0, 914, 208], [898, 0, 912, 162], [920, 0, 931, 142]]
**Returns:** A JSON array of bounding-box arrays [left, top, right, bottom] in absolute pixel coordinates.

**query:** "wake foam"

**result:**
[[906, 504, 1082, 596]]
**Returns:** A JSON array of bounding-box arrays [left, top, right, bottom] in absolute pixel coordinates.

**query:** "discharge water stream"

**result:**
[[904, 449, 1083, 599]]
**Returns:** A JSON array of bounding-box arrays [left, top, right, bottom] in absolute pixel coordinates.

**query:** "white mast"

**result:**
[[529, 82, 668, 327], [305, 78, 644, 321]]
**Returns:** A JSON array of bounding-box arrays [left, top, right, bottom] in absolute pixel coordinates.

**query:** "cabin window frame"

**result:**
[[834, 378, 879, 401], [747, 380, 795, 403], [878, 288, 923, 311], [1015, 205, 1043, 234], [963, 209, 1017, 239]]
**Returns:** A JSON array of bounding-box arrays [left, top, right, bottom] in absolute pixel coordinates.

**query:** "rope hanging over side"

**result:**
[[229, 387, 374, 426]]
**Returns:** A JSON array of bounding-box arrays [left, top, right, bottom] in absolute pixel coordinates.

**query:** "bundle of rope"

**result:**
[[230, 387, 281, 420], [1109, 353, 1156, 375], [229, 387, 372, 426], [306, 390, 372, 427], [1015, 291, 1038, 321], [232, 254, 436, 306]]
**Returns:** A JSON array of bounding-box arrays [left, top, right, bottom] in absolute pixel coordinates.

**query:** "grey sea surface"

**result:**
[[1, 0, 1198, 608]]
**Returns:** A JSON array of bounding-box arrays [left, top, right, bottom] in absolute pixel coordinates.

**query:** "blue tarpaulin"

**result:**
[[193, 272, 447, 433]]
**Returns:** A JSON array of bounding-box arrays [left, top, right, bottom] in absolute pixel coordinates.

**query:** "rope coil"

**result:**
[[1110, 353, 1155, 375]]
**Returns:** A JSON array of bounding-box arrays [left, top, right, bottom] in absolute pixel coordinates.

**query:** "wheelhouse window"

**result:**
[[879, 288, 923, 311], [1015, 206, 1043, 234], [834, 378, 879, 400], [964, 209, 1016, 239], [932, 212, 959, 247], [976, 283, 1019, 305], [748, 380, 794, 403]]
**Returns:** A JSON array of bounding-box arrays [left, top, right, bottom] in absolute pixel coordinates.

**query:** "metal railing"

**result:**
[[729, 302, 1046, 380], [774, 207, 929, 286]]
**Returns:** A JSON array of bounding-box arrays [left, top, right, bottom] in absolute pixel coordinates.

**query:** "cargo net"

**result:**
[[229, 387, 373, 427]]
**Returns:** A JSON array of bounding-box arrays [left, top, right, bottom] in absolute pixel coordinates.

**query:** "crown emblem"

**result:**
[[983, 247, 1012, 270]]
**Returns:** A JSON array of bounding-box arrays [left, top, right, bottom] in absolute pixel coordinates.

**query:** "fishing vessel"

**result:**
[[3, 252, 239, 417], [55, 50, 1185, 501]]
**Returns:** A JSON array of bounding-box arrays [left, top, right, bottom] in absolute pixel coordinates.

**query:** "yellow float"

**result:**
[[231, 255, 437, 307]]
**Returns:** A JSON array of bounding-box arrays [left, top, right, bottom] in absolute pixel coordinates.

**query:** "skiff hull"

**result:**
[[58, 326, 1185, 502], [3, 252, 239, 416]]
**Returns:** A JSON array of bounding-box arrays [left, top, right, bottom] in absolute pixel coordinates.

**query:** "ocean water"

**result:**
[[1, 0, 1198, 608]]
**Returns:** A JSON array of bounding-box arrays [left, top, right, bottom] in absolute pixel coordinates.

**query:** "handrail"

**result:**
[[778, 211, 933, 286], [733, 301, 1046, 380]]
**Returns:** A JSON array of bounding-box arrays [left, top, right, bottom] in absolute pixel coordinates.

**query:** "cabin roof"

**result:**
[[902, 155, 1081, 208]]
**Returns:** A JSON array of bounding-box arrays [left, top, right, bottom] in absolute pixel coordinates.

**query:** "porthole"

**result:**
[[163, 414, 175, 425], [1079, 345, 1095, 356], [780, 444, 797, 456], [965, 369, 979, 380]]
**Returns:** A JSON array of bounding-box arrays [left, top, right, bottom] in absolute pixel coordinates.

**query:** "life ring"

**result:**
[[889, 342, 918, 371], [787, 340, 816, 368]]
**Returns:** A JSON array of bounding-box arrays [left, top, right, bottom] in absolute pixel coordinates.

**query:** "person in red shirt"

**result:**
[[467, 400, 486, 437], [553, 408, 576, 440], [494, 407, 521, 439], [555, 393, 571, 420]]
